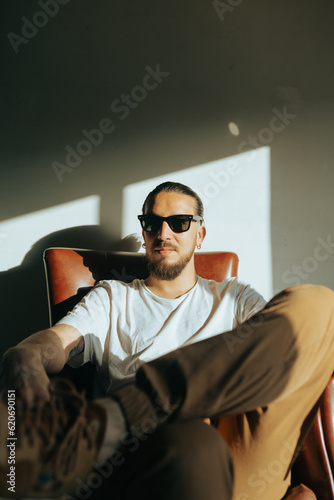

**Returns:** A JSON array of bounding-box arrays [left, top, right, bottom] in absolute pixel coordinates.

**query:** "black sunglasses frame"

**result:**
[[138, 214, 203, 233]]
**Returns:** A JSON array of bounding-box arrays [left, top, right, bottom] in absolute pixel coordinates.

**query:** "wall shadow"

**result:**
[[0, 226, 141, 356]]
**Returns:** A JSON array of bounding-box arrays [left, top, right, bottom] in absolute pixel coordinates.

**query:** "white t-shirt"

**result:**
[[57, 277, 266, 396]]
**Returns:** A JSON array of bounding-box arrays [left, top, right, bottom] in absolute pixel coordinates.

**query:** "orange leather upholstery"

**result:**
[[44, 248, 238, 325], [43, 247, 332, 499]]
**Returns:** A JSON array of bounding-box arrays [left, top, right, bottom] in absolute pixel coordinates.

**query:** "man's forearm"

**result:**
[[13, 328, 67, 374], [0, 329, 66, 402], [0, 323, 82, 403]]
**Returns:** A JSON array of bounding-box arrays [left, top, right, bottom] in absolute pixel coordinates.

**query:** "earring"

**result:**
[[142, 243, 146, 248], [197, 245, 201, 250]]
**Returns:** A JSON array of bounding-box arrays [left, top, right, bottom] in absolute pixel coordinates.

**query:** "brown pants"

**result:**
[[106, 285, 334, 500]]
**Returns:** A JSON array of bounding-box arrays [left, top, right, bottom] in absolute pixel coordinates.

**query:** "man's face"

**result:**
[[142, 191, 205, 280]]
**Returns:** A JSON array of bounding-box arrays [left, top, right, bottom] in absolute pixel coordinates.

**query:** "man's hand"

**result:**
[[0, 325, 82, 406], [0, 346, 51, 406]]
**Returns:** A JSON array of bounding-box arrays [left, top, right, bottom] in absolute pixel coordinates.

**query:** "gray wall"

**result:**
[[1, 0, 334, 354]]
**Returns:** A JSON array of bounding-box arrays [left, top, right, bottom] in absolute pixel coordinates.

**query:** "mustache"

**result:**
[[153, 242, 178, 250]]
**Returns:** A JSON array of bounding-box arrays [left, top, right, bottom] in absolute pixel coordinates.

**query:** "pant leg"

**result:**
[[113, 285, 334, 500], [84, 420, 234, 500]]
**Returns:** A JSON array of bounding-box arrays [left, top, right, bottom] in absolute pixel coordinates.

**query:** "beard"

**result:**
[[146, 245, 195, 281]]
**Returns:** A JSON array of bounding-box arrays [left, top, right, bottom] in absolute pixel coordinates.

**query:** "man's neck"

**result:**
[[145, 270, 198, 299]]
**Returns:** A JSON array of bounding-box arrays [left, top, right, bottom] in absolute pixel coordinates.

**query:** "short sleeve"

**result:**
[[234, 281, 267, 325], [56, 281, 111, 366]]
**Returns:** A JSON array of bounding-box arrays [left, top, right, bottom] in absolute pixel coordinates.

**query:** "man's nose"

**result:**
[[158, 220, 173, 239]]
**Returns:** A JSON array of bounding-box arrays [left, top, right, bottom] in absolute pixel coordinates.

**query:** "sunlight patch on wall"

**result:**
[[0, 196, 100, 272], [122, 148, 272, 299]]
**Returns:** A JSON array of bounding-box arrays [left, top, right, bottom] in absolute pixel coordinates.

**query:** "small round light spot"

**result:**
[[228, 122, 240, 136]]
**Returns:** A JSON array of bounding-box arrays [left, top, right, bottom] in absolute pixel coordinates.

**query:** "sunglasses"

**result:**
[[138, 214, 203, 233]]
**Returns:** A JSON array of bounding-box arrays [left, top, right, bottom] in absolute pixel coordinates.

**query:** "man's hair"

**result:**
[[142, 181, 204, 218]]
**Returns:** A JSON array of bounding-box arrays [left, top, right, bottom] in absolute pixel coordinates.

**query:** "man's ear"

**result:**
[[197, 225, 206, 247]]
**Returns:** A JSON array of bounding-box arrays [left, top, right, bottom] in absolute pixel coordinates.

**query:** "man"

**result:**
[[0, 181, 333, 500]]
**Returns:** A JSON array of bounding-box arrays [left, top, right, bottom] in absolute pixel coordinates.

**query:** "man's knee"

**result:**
[[269, 284, 334, 382], [270, 284, 334, 335], [284, 284, 334, 305]]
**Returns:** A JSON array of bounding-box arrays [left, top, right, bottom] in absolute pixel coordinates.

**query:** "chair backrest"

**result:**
[[43, 247, 333, 500], [43, 248, 239, 325]]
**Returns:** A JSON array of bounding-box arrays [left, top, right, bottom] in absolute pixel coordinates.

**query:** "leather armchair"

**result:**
[[43, 247, 333, 499]]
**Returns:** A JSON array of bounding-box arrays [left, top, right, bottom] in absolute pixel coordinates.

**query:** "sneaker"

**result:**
[[0, 378, 106, 498]]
